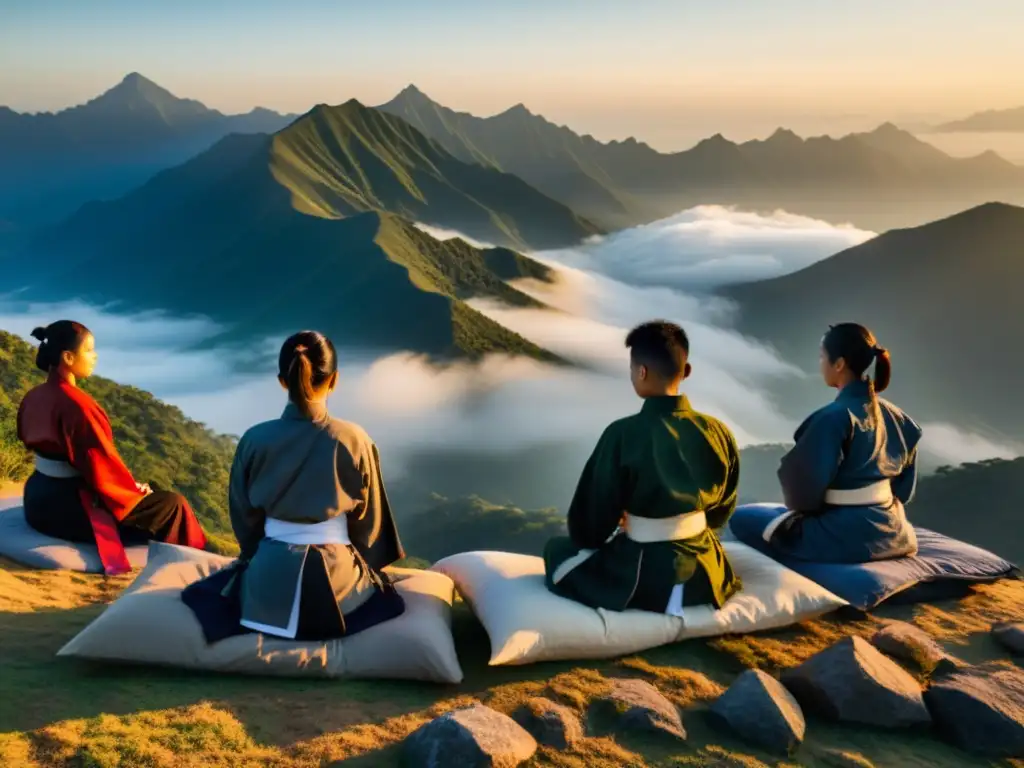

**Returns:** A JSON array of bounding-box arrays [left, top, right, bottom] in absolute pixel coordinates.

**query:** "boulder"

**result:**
[[402, 703, 538, 768], [924, 663, 1024, 758], [511, 697, 583, 749], [709, 669, 805, 755], [993, 622, 1024, 655], [781, 635, 930, 728], [870, 620, 950, 672], [589, 678, 686, 741]]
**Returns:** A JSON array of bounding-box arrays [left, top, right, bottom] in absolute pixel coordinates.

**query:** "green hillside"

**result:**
[[0, 331, 236, 546]]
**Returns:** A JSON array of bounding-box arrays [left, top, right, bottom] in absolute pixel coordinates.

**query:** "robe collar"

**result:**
[[641, 394, 691, 415], [281, 400, 330, 423], [836, 378, 872, 401]]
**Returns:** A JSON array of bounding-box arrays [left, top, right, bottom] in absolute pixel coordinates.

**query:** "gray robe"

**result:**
[[230, 400, 404, 635], [768, 379, 921, 563]]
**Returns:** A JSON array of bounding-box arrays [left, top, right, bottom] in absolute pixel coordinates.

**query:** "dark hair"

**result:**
[[278, 331, 337, 418], [30, 320, 92, 373], [822, 323, 891, 393], [625, 320, 690, 381]]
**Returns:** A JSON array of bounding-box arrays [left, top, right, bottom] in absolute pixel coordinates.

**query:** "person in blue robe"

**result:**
[[763, 322, 922, 563]]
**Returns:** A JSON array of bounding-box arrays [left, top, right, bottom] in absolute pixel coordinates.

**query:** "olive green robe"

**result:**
[[543, 394, 742, 613]]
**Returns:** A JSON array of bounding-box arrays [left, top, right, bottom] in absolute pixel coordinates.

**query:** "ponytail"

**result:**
[[873, 347, 891, 393], [286, 346, 317, 417], [277, 331, 338, 418]]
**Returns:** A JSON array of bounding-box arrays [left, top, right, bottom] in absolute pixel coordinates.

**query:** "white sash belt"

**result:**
[[34, 454, 80, 479], [824, 480, 893, 506], [624, 511, 708, 543], [550, 510, 708, 587], [264, 515, 351, 546]]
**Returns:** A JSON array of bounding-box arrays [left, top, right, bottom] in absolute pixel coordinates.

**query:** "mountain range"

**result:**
[[722, 201, 1024, 438], [0, 73, 296, 228], [11, 98, 604, 361], [379, 85, 1024, 231], [932, 105, 1024, 133]]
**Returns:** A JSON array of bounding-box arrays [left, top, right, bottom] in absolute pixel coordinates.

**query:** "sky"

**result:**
[[2, 0, 1023, 149]]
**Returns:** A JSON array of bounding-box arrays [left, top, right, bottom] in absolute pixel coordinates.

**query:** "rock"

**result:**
[[511, 697, 583, 749], [993, 622, 1024, 654], [708, 669, 805, 755], [924, 663, 1024, 758], [870, 620, 949, 672], [589, 678, 686, 741], [401, 703, 538, 768], [781, 635, 931, 728]]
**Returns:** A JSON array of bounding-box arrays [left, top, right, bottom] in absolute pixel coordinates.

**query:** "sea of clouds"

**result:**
[[3, 205, 1019, 502]]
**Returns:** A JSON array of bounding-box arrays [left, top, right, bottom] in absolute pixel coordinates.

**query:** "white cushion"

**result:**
[[0, 503, 148, 573], [430, 541, 847, 666], [58, 542, 464, 683]]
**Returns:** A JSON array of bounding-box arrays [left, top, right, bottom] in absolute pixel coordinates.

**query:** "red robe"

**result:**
[[17, 369, 206, 574]]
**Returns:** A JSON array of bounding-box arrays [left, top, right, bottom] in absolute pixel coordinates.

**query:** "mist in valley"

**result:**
[[3, 205, 1020, 516]]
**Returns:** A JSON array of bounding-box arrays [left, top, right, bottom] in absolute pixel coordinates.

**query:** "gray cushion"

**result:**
[[0, 503, 148, 573], [58, 542, 465, 683]]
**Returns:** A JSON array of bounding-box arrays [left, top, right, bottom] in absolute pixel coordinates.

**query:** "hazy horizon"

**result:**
[[3, 0, 1023, 151]]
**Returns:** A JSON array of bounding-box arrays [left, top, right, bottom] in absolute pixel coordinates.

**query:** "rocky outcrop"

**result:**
[[709, 669, 806, 755], [401, 703, 538, 768], [924, 663, 1024, 758], [588, 678, 686, 741], [993, 622, 1024, 654], [781, 636, 931, 728], [511, 697, 583, 749], [870, 620, 952, 673]]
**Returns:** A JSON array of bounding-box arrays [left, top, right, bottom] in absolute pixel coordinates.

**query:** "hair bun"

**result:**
[[30, 326, 47, 342]]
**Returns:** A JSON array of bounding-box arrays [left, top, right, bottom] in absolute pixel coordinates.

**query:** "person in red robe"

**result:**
[[16, 320, 208, 574]]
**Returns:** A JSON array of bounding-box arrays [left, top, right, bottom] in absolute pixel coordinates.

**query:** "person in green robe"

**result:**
[[544, 320, 742, 615]]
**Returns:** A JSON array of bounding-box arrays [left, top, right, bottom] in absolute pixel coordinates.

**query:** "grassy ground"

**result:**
[[0, 556, 1021, 768]]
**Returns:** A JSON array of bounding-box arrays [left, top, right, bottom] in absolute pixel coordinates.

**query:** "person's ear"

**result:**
[[277, 375, 288, 391], [61, 349, 75, 368], [327, 370, 339, 392], [683, 362, 692, 380], [638, 364, 648, 381]]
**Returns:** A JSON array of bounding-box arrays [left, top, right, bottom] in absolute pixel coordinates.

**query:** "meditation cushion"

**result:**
[[58, 542, 464, 684], [730, 503, 1021, 611], [429, 541, 847, 666], [0, 502, 149, 573]]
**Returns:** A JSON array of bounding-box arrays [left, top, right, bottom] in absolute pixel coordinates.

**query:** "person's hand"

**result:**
[[136, 482, 153, 495]]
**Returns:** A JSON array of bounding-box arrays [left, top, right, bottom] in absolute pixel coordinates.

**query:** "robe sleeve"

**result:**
[[706, 428, 740, 530], [228, 438, 264, 561], [777, 408, 850, 512], [891, 446, 918, 505], [348, 441, 405, 571], [566, 424, 628, 549], [62, 397, 143, 521]]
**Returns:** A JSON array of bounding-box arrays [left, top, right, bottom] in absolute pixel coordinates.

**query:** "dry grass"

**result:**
[[0, 559, 1021, 768]]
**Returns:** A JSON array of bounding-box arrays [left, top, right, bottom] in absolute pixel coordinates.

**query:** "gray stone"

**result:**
[[589, 678, 686, 741], [870, 620, 949, 672], [994, 622, 1024, 654], [401, 703, 538, 768], [924, 663, 1024, 758], [511, 697, 583, 749], [781, 635, 931, 728], [709, 669, 805, 755]]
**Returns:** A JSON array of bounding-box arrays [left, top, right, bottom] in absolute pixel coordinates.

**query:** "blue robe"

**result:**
[[767, 379, 922, 563]]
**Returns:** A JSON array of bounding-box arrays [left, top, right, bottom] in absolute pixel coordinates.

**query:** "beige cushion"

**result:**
[[430, 541, 847, 666], [58, 542, 464, 683]]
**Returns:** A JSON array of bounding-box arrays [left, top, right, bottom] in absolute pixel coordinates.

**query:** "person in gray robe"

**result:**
[[182, 331, 405, 642], [763, 323, 921, 563]]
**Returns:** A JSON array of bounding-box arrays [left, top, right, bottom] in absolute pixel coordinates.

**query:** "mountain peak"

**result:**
[[766, 127, 803, 144], [497, 103, 534, 119]]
